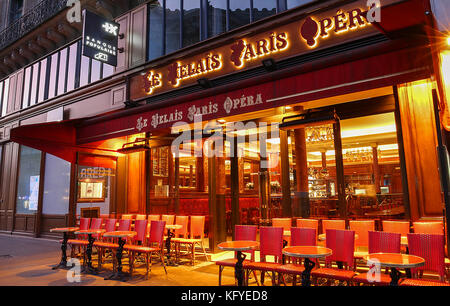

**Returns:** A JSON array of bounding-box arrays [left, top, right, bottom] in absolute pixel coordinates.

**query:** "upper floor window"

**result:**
[[286, 0, 316, 10], [9, 0, 24, 24]]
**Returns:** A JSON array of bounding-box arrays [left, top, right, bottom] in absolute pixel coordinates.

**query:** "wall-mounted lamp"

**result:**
[[262, 58, 277, 72], [197, 78, 213, 89]]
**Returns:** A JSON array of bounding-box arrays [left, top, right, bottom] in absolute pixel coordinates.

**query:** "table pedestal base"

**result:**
[[81, 234, 99, 275], [235, 251, 246, 287], [165, 230, 178, 266], [104, 238, 128, 282], [390, 268, 402, 286], [53, 232, 69, 270], [301, 258, 316, 287]]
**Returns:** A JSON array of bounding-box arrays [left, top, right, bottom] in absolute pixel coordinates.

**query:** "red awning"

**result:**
[[10, 119, 126, 165]]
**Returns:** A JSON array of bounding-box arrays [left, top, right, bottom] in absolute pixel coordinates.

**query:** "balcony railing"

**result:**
[[0, 0, 68, 51]]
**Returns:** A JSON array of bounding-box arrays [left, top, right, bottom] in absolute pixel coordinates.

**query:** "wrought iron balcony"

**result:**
[[0, 0, 68, 51]]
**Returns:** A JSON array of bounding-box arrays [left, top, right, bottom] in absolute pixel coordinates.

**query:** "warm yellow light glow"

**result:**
[[447, 37, 450, 47], [340, 124, 397, 138], [441, 51, 450, 107]]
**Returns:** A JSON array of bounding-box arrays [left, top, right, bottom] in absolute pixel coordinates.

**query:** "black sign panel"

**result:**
[[82, 10, 120, 66]]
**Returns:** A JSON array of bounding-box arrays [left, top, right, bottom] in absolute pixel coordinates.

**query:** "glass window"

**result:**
[[91, 59, 101, 83], [103, 63, 114, 78], [67, 43, 78, 92], [207, 0, 227, 38], [2, 78, 9, 116], [22, 66, 31, 108], [37, 58, 47, 103], [165, 0, 181, 54], [148, 0, 164, 60], [42, 154, 71, 215], [0, 81, 3, 116], [229, 0, 251, 30], [80, 55, 90, 87], [286, 0, 315, 9], [183, 0, 200, 47], [252, 0, 277, 22], [15, 146, 42, 214], [57, 48, 68, 95], [29, 62, 39, 106], [48, 53, 59, 100], [9, 0, 23, 23]]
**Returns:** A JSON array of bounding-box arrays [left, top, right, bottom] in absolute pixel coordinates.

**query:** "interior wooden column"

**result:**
[[230, 136, 240, 239], [321, 151, 327, 168], [372, 144, 381, 194], [280, 129, 292, 217], [208, 138, 226, 252], [293, 107, 309, 218], [196, 155, 205, 192], [174, 156, 180, 214], [333, 122, 347, 219]]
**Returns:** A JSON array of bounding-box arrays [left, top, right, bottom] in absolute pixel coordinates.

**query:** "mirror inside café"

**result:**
[[287, 112, 405, 219]]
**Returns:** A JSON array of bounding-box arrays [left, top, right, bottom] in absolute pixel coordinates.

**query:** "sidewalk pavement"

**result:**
[[0, 234, 237, 286]]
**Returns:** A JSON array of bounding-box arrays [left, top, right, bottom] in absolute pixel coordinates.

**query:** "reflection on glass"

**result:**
[[67, 43, 78, 92], [252, 0, 277, 22], [166, 0, 181, 54], [229, 0, 250, 30], [103, 63, 114, 78], [91, 59, 101, 83], [2, 78, 9, 116], [38, 59, 47, 103], [22, 67, 31, 109], [148, 0, 164, 60], [42, 154, 70, 215], [58, 48, 68, 95], [286, 0, 315, 9], [80, 56, 90, 87], [48, 53, 59, 99], [207, 0, 227, 37], [29, 63, 39, 106], [15, 146, 42, 214], [183, 0, 200, 47]]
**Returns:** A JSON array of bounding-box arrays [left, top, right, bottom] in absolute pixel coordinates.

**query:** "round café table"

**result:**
[[364, 253, 425, 286], [283, 245, 332, 286], [103, 231, 136, 281], [49, 227, 79, 270], [318, 233, 358, 241], [74, 229, 105, 275], [165, 224, 182, 266], [218, 241, 260, 287]]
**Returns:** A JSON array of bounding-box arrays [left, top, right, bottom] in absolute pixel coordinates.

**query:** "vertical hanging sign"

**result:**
[[82, 9, 120, 67]]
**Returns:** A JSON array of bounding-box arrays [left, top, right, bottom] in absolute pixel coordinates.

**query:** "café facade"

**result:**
[[0, 0, 449, 251]]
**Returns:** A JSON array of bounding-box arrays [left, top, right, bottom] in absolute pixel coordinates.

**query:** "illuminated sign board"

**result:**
[[82, 10, 120, 67], [131, 0, 377, 101]]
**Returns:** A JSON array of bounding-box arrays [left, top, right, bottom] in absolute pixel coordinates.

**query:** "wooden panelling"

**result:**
[[129, 5, 147, 68], [397, 80, 444, 220], [40, 214, 68, 234]]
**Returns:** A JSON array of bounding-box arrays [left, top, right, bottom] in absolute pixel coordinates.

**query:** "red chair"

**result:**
[[245, 226, 284, 286], [173, 216, 189, 261], [352, 231, 401, 286], [276, 227, 317, 286], [135, 214, 147, 221], [90, 218, 103, 239], [296, 219, 319, 240], [215, 225, 258, 286], [121, 214, 133, 220], [382, 220, 410, 235], [148, 214, 160, 221], [96, 218, 117, 268], [68, 218, 91, 257], [413, 221, 444, 235], [124, 220, 167, 279], [162, 214, 175, 236], [312, 229, 357, 285], [125, 219, 148, 276], [322, 219, 345, 233], [349, 220, 375, 268], [172, 216, 209, 265], [400, 233, 450, 286], [272, 218, 292, 245]]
